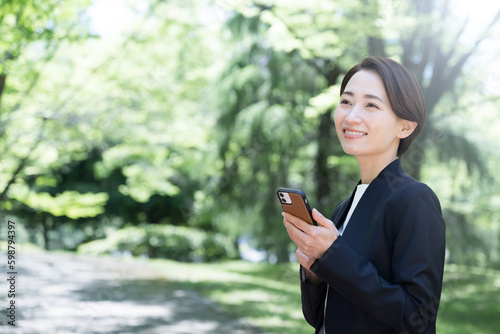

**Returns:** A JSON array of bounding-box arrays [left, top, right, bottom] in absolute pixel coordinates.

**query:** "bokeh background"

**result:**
[[1, 0, 499, 333]]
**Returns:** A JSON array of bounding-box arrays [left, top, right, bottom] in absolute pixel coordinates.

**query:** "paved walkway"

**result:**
[[0, 252, 260, 334]]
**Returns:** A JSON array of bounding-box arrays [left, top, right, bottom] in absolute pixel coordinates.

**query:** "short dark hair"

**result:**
[[339, 57, 426, 156]]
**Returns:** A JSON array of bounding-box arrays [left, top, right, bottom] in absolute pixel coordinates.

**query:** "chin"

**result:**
[[342, 147, 373, 158], [341, 145, 362, 156]]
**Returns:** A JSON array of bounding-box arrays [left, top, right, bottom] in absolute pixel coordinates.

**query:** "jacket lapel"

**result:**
[[332, 159, 404, 236], [331, 185, 358, 229]]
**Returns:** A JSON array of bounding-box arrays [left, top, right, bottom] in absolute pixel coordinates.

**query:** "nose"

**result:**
[[345, 104, 362, 124]]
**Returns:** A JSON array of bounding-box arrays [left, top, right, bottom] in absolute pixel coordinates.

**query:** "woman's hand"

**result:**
[[283, 208, 339, 269]]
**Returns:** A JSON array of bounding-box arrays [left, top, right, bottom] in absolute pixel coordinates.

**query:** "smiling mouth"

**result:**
[[344, 129, 367, 136]]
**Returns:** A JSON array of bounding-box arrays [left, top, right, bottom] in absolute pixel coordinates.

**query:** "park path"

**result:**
[[0, 252, 260, 334]]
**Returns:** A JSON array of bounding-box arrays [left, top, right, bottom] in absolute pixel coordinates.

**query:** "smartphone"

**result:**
[[277, 187, 317, 225]]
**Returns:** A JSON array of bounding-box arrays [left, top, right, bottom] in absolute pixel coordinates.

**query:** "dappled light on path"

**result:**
[[0, 252, 259, 333]]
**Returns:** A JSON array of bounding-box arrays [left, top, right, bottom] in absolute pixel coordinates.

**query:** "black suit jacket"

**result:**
[[301, 159, 446, 334]]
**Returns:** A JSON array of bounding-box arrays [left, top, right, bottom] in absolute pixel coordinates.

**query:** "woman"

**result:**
[[283, 57, 446, 334]]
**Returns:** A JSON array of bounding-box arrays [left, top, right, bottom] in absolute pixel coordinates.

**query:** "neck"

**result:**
[[356, 153, 398, 184]]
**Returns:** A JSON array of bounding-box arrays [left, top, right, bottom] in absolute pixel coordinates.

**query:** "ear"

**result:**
[[397, 120, 418, 139]]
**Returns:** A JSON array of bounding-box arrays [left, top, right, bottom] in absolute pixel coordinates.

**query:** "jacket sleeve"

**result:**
[[310, 182, 446, 334], [300, 198, 350, 331], [300, 265, 327, 329]]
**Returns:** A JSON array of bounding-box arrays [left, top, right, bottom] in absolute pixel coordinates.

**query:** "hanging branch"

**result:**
[[0, 118, 48, 202]]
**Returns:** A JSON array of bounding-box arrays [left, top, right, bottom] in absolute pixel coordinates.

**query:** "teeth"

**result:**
[[345, 130, 366, 136]]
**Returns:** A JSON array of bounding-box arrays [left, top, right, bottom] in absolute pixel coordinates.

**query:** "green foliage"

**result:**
[[9, 185, 108, 219], [77, 224, 237, 262], [0, 0, 499, 267], [1, 0, 217, 249]]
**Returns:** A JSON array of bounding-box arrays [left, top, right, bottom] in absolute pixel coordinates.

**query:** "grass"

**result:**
[[151, 259, 500, 334], [150, 259, 308, 333], [438, 264, 500, 334]]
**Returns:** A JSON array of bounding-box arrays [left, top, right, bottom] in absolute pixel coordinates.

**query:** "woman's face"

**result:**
[[334, 70, 406, 160]]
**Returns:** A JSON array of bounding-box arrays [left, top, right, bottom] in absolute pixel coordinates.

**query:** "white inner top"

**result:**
[[320, 183, 369, 334], [338, 184, 369, 235]]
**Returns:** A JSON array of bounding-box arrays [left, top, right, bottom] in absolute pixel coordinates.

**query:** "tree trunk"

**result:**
[[41, 218, 50, 250], [368, 37, 386, 57], [315, 63, 342, 211], [0, 74, 6, 102], [1, 51, 14, 103], [275, 240, 290, 264], [315, 110, 333, 210], [401, 136, 425, 179]]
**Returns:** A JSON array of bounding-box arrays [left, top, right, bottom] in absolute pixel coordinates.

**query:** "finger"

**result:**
[[282, 212, 314, 233], [312, 208, 335, 229], [283, 216, 299, 235], [283, 217, 307, 246]]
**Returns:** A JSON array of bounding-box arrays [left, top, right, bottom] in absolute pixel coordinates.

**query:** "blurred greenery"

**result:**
[[1, 0, 499, 331], [0, 0, 497, 261], [1, 0, 497, 267], [77, 224, 238, 262]]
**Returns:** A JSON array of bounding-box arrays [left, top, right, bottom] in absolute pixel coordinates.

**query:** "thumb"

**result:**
[[312, 208, 334, 228]]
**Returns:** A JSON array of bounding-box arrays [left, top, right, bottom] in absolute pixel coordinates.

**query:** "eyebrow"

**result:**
[[342, 91, 385, 104]]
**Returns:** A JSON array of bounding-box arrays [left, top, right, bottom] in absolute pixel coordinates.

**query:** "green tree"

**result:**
[[211, 1, 357, 262], [210, 0, 500, 263], [1, 0, 219, 249], [0, 0, 91, 200]]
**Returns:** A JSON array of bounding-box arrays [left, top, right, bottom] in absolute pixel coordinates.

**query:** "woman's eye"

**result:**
[[366, 103, 379, 109], [340, 99, 351, 105]]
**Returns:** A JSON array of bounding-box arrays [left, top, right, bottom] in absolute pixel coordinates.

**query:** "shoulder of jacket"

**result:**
[[386, 180, 441, 214]]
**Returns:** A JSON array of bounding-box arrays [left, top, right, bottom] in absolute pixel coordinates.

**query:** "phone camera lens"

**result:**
[[279, 193, 284, 197], [280, 198, 286, 203]]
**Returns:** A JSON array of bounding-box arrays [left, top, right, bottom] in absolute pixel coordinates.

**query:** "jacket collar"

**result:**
[[332, 159, 405, 229]]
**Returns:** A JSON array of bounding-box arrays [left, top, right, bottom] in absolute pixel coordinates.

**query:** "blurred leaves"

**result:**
[[0, 0, 499, 266], [9, 184, 108, 219], [77, 224, 238, 262]]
